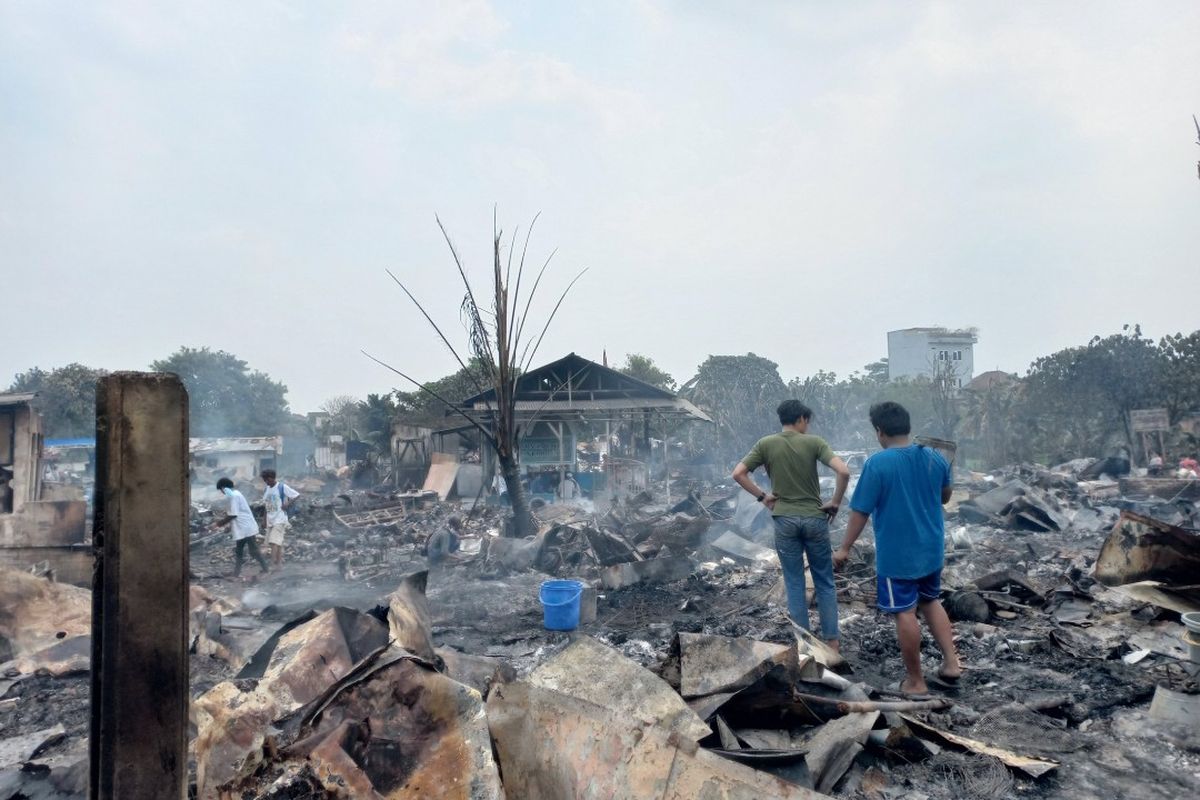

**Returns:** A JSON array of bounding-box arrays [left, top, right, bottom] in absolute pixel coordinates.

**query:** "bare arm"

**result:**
[[941, 485, 953, 504], [833, 510, 870, 568], [820, 456, 851, 518], [732, 462, 777, 511]]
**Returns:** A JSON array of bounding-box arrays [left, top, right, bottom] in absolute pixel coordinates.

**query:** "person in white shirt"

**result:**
[[212, 477, 268, 577], [261, 469, 299, 567], [557, 472, 581, 501]]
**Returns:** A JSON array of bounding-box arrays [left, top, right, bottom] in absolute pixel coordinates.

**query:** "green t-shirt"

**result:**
[[741, 431, 836, 518]]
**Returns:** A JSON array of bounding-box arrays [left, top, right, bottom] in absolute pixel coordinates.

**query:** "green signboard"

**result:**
[[520, 435, 575, 466]]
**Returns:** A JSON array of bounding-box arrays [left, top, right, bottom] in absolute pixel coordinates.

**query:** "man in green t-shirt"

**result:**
[[733, 400, 850, 650]]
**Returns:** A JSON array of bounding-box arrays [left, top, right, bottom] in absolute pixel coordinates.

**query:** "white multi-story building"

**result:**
[[887, 327, 978, 387]]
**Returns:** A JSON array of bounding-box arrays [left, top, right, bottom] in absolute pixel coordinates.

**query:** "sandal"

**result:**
[[927, 671, 961, 690], [897, 679, 933, 700]]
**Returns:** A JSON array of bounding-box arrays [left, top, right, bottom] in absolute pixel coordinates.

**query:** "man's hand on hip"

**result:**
[[763, 493, 778, 511], [820, 501, 841, 520]]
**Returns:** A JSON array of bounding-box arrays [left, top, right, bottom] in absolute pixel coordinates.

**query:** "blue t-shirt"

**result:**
[[850, 445, 951, 579]]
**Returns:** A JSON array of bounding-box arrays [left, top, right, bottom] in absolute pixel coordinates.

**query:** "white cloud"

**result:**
[[332, 1, 651, 134]]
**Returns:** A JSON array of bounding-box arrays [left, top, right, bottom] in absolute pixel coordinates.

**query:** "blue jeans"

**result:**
[[773, 515, 839, 640]]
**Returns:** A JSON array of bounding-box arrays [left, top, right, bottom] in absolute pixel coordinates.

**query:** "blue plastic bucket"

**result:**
[[539, 579, 584, 631]]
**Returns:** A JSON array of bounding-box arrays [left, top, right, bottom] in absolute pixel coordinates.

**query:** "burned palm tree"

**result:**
[[366, 215, 584, 537]]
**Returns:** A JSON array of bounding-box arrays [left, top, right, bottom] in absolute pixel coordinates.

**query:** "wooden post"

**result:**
[[91, 373, 189, 799], [662, 413, 671, 507]]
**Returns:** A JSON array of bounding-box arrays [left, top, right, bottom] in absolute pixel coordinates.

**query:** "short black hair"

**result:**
[[261, 469, 276, 480], [216, 477, 234, 491], [869, 402, 911, 437], [777, 399, 813, 426]]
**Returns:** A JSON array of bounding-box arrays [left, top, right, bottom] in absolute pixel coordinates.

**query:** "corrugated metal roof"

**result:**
[[45, 438, 96, 448], [0, 392, 37, 407], [190, 436, 281, 454], [469, 397, 712, 422]]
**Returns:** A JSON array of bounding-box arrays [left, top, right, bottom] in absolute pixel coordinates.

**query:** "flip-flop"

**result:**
[[896, 679, 933, 700], [926, 671, 961, 690]]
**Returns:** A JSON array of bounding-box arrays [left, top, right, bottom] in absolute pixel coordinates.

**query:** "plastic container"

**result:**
[[1182, 612, 1200, 635], [1184, 630, 1200, 665], [539, 579, 584, 631]]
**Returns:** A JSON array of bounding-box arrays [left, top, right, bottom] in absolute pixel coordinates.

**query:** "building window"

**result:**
[[953, 350, 962, 361]]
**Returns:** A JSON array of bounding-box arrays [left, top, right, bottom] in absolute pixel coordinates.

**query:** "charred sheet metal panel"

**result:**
[[527, 635, 711, 743], [488, 681, 829, 800], [1094, 511, 1200, 587], [676, 633, 794, 700], [294, 653, 503, 800]]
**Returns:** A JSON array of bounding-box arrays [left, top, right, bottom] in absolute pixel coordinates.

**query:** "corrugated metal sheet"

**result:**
[[470, 397, 713, 422], [0, 392, 37, 407], [190, 437, 281, 455]]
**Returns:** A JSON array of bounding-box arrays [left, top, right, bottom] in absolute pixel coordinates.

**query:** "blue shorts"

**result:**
[[877, 571, 942, 613]]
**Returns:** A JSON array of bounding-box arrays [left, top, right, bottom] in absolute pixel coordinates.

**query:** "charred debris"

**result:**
[[2, 452, 1200, 798]]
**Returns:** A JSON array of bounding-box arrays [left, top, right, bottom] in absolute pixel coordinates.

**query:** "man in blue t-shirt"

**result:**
[[833, 402, 961, 698]]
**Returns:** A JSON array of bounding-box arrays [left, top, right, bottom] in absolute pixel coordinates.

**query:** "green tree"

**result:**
[[618, 354, 677, 391], [958, 373, 1026, 468], [358, 393, 399, 453], [393, 359, 493, 424], [151, 347, 290, 436], [1161, 331, 1200, 424], [680, 353, 788, 462], [1024, 325, 1165, 459], [8, 363, 108, 438]]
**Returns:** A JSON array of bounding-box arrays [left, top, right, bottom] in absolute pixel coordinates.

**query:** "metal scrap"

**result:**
[[1094, 510, 1200, 589], [526, 635, 712, 742], [487, 681, 831, 799]]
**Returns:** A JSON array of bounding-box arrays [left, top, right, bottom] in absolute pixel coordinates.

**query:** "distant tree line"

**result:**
[[15, 326, 1198, 470], [670, 325, 1200, 469], [9, 347, 291, 439]]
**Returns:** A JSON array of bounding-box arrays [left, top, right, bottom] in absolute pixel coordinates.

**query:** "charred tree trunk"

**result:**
[[373, 213, 583, 542], [498, 452, 535, 537]]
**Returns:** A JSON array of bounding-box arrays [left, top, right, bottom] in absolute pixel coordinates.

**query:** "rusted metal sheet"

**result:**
[[487, 681, 830, 799], [284, 649, 503, 799], [0, 567, 91, 659], [526, 635, 711, 742], [436, 646, 517, 694], [194, 570, 486, 798], [1094, 511, 1200, 587], [388, 570, 437, 662], [261, 607, 389, 711], [675, 633, 795, 699], [193, 607, 390, 796], [193, 680, 283, 794]]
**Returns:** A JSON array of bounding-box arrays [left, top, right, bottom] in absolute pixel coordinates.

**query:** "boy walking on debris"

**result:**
[[261, 469, 299, 567], [733, 400, 851, 651], [212, 477, 269, 578], [833, 402, 962, 697]]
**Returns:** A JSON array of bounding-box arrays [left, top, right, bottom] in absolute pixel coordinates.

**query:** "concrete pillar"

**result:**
[[90, 373, 189, 800]]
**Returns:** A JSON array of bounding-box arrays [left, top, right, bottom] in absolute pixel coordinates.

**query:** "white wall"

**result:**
[[888, 330, 975, 386]]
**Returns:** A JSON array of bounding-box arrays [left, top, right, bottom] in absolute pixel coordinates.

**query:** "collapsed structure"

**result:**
[[0, 393, 88, 584], [1, 375, 1199, 799]]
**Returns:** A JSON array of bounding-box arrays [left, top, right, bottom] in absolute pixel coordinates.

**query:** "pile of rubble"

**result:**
[[2, 457, 1200, 798]]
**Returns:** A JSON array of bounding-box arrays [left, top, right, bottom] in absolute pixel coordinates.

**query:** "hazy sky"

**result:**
[[4, 1, 1199, 412]]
